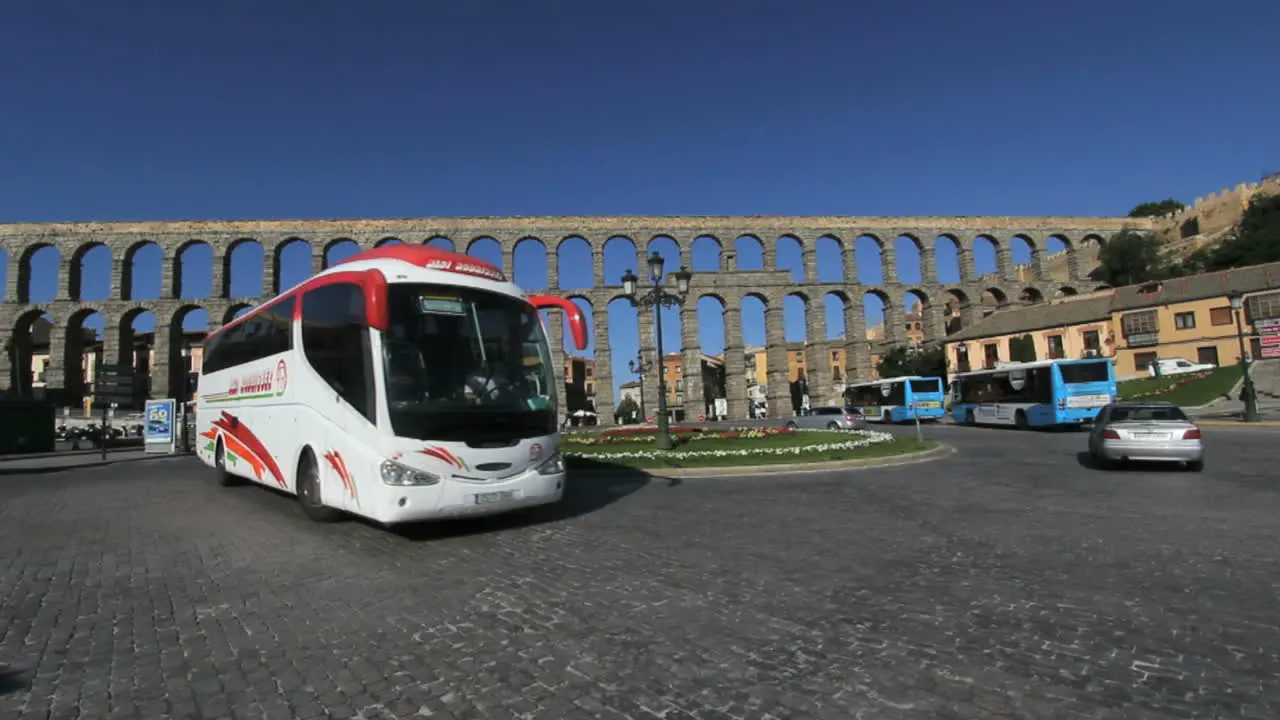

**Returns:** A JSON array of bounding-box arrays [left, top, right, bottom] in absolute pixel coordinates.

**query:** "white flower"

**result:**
[[564, 428, 898, 461]]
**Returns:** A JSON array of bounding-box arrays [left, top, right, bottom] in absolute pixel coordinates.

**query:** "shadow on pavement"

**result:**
[[0, 667, 31, 697], [387, 460, 652, 542]]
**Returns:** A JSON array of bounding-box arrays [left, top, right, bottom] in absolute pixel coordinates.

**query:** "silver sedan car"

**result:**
[[1087, 401, 1204, 471], [786, 406, 869, 431]]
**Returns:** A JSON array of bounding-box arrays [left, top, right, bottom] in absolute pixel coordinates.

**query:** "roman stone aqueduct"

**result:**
[[0, 214, 1147, 422]]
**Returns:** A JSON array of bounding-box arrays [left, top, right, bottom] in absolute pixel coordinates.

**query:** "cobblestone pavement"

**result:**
[[1, 426, 1278, 719]]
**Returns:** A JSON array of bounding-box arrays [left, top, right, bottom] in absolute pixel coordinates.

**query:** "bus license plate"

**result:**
[[474, 490, 515, 505]]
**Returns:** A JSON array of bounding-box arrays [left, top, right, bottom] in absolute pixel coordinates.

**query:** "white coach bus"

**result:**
[[194, 245, 588, 526]]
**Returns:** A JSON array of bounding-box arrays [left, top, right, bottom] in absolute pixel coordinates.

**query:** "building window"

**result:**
[[1248, 291, 1280, 322], [983, 343, 999, 368], [1082, 330, 1101, 352], [676, 379, 684, 392], [1134, 351, 1158, 373], [1121, 310, 1158, 336], [585, 367, 593, 378], [1046, 334, 1065, 359], [1121, 310, 1159, 347], [1196, 346, 1220, 366], [1210, 307, 1234, 326], [1174, 311, 1196, 330], [832, 366, 843, 381], [831, 350, 840, 362]]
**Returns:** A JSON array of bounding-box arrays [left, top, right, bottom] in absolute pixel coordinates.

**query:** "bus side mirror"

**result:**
[[528, 295, 588, 351]]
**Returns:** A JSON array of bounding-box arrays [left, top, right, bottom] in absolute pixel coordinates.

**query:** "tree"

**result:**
[[1098, 229, 1167, 286], [614, 396, 639, 424], [1009, 334, 1037, 362], [1128, 199, 1186, 218], [874, 345, 948, 383]]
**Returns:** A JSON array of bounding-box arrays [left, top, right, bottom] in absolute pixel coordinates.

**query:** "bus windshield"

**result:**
[[1058, 361, 1110, 385], [380, 283, 557, 441], [908, 378, 940, 394]]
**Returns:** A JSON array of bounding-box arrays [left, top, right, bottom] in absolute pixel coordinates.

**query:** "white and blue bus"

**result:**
[[949, 358, 1117, 429], [842, 376, 947, 423]]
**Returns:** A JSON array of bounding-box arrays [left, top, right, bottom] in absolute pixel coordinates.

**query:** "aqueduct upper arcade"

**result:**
[[0, 214, 1148, 422]]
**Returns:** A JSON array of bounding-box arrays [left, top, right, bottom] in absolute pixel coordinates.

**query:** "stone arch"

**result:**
[[64, 307, 106, 403], [555, 236, 592, 291], [173, 240, 212, 299], [118, 306, 157, 384], [904, 288, 932, 343], [602, 235, 638, 287], [1094, 284, 1112, 291], [942, 288, 970, 335], [822, 290, 854, 385], [169, 305, 210, 400], [776, 235, 804, 282], [122, 240, 162, 301], [854, 234, 885, 285], [694, 293, 729, 419], [606, 296, 640, 422], [223, 303, 256, 325], [17, 243, 59, 303], [273, 237, 312, 295], [425, 236, 454, 250], [8, 308, 57, 395], [981, 287, 1008, 315], [513, 236, 548, 291], [375, 237, 403, 247], [224, 238, 264, 299], [740, 293, 769, 417], [1019, 286, 1045, 304], [972, 234, 1000, 279], [690, 235, 722, 273], [733, 235, 764, 271], [934, 235, 963, 283], [1056, 285, 1079, 298], [464, 236, 502, 269], [323, 238, 359, 269], [69, 242, 112, 302], [894, 234, 924, 284], [815, 234, 844, 283]]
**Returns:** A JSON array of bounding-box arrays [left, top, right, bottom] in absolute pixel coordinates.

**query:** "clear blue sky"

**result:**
[[3, 0, 1277, 398]]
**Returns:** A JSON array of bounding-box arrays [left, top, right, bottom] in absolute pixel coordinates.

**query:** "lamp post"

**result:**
[[627, 353, 651, 424], [622, 252, 693, 451], [1228, 290, 1259, 422]]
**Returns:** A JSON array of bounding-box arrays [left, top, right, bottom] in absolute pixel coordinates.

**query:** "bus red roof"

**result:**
[[335, 245, 507, 282]]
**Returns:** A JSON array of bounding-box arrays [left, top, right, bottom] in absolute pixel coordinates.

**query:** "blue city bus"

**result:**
[[949, 358, 1118, 429], [842, 376, 948, 423]]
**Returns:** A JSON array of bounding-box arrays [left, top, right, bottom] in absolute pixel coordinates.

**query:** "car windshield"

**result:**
[[380, 284, 557, 441], [1111, 406, 1189, 423]]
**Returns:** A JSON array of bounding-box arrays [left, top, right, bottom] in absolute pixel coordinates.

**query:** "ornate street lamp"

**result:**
[[627, 352, 651, 423], [621, 251, 693, 450], [1228, 290, 1259, 422]]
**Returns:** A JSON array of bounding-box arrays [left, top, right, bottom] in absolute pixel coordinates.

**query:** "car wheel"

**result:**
[[785, 421, 797, 430], [827, 421, 840, 430]]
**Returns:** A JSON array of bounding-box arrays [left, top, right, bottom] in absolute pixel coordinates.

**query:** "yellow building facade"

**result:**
[[942, 262, 1280, 381]]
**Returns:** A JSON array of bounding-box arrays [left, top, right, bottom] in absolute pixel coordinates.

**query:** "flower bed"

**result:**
[[562, 428, 929, 469], [567, 425, 792, 446]]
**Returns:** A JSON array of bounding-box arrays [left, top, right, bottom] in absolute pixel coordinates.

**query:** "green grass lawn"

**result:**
[[562, 429, 937, 470], [1117, 366, 1243, 406]]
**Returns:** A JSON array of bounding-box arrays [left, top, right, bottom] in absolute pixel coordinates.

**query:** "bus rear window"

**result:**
[[1058, 362, 1109, 384], [909, 378, 940, 393]]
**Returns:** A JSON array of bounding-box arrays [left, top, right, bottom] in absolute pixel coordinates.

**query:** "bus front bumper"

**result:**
[[381, 470, 566, 524]]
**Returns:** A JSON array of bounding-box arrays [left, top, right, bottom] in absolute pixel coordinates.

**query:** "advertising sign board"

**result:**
[[144, 399, 177, 455]]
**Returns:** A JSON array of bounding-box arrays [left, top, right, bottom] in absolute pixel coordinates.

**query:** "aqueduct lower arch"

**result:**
[[0, 214, 1147, 423]]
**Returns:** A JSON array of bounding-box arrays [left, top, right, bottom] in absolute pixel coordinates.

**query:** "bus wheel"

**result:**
[[882, 410, 892, 424], [1015, 410, 1029, 430], [965, 410, 976, 426], [214, 438, 239, 487], [296, 449, 341, 523]]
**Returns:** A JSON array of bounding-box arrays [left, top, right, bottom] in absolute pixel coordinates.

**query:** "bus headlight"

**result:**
[[380, 460, 441, 486], [536, 451, 564, 475]]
